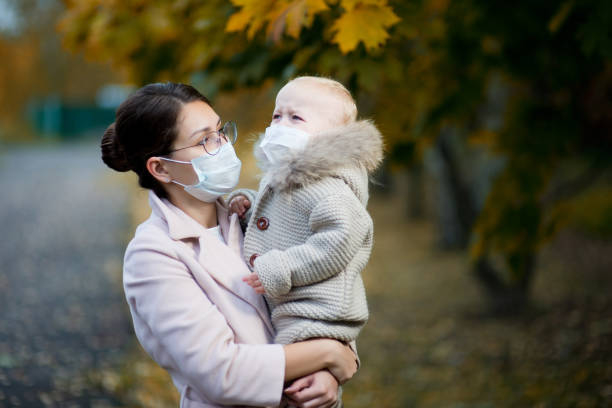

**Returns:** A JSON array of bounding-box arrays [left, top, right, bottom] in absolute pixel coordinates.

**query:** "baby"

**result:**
[[229, 76, 383, 347]]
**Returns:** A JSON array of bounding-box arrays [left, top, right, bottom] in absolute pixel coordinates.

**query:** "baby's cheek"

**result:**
[[315, 114, 343, 134], [283, 122, 310, 133], [303, 121, 328, 135]]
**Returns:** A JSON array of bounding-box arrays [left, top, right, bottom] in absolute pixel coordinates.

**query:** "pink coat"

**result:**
[[123, 191, 285, 407]]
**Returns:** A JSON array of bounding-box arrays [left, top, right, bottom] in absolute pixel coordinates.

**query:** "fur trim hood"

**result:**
[[254, 120, 384, 194]]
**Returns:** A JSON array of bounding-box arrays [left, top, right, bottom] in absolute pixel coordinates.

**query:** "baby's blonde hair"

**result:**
[[287, 76, 358, 124]]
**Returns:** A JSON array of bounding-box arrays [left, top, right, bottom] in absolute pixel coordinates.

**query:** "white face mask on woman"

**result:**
[[260, 125, 311, 165], [161, 143, 242, 202]]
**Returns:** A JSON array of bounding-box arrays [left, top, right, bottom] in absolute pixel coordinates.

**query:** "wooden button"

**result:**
[[249, 253, 259, 267], [256, 217, 269, 230]]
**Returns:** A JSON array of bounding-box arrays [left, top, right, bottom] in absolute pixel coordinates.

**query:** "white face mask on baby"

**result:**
[[161, 143, 242, 203], [260, 125, 311, 165]]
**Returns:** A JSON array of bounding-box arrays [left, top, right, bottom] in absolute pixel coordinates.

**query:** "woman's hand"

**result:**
[[228, 194, 250, 219], [326, 340, 357, 384], [284, 370, 339, 408]]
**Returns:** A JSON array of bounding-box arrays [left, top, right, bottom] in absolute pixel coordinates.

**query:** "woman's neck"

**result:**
[[167, 188, 218, 229]]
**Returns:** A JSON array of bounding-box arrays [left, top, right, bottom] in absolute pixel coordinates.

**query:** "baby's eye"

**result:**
[[272, 113, 281, 120], [291, 115, 304, 121]]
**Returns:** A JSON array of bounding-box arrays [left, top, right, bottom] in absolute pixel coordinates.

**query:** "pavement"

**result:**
[[0, 142, 134, 407]]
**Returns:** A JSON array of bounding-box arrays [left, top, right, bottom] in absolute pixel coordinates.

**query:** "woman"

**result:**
[[101, 83, 357, 408]]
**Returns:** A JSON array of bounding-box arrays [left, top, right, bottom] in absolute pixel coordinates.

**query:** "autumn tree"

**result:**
[[60, 0, 612, 312]]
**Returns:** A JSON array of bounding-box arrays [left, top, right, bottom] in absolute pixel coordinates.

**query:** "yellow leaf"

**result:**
[[267, 0, 329, 40], [264, 3, 291, 42], [228, 0, 329, 42], [340, 0, 382, 12], [306, 0, 329, 15], [228, 0, 254, 7], [305, 0, 329, 29], [285, 1, 307, 38], [331, 3, 400, 53], [287, 0, 329, 35], [225, 0, 277, 39], [226, 10, 252, 32]]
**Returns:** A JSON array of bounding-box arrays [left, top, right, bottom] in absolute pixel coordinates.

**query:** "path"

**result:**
[[0, 142, 133, 407]]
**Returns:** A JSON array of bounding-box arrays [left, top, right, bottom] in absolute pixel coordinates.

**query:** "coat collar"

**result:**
[[254, 119, 384, 191], [148, 191, 234, 243]]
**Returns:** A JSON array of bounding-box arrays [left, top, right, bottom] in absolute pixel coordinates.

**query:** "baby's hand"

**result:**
[[229, 194, 251, 219], [242, 273, 265, 294]]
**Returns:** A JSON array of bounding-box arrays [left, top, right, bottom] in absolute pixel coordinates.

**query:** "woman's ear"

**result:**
[[146, 157, 172, 184]]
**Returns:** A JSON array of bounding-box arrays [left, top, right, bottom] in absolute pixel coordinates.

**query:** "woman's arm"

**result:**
[[124, 234, 355, 406], [284, 338, 357, 383], [124, 236, 285, 406]]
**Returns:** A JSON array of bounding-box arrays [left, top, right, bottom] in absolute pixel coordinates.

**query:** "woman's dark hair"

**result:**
[[101, 82, 211, 198]]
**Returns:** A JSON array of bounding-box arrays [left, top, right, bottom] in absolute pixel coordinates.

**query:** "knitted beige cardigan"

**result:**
[[232, 120, 384, 344]]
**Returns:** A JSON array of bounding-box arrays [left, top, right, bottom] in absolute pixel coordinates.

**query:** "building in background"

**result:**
[[26, 84, 134, 139]]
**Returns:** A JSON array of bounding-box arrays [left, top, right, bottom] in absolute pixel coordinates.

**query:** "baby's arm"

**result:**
[[227, 188, 257, 225], [253, 180, 372, 297]]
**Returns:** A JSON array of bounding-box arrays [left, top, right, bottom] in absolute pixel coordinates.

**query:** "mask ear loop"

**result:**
[[170, 180, 188, 187], [159, 157, 194, 187], [160, 157, 191, 164], [160, 156, 211, 185]]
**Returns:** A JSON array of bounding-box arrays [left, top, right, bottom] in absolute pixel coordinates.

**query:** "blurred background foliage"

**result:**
[[58, 0, 612, 311], [0, 0, 119, 140]]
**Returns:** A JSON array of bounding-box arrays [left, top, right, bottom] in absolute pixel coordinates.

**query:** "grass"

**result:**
[[108, 173, 612, 407]]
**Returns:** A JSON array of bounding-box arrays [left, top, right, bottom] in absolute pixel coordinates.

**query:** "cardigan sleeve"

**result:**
[[123, 234, 285, 406], [254, 181, 373, 297]]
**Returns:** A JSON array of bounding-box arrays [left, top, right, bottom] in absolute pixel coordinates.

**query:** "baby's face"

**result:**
[[271, 81, 344, 135]]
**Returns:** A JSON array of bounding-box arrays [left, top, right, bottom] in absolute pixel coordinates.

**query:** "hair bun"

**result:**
[[101, 123, 131, 172]]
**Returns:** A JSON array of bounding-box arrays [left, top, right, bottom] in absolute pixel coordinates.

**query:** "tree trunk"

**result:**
[[427, 128, 478, 248], [436, 130, 479, 244], [432, 129, 534, 313], [474, 255, 535, 315], [406, 163, 424, 219]]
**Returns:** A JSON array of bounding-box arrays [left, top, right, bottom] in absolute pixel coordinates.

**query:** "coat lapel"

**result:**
[[149, 192, 275, 337], [197, 229, 275, 337]]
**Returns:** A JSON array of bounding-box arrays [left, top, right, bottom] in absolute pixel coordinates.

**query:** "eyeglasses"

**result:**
[[168, 121, 237, 156]]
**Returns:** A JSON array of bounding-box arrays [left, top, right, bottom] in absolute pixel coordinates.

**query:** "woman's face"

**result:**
[[165, 100, 221, 185]]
